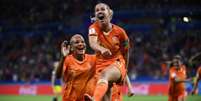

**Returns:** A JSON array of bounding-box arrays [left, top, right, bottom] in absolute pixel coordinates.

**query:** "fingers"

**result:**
[[103, 51, 111, 56], [107, 50, 112, 55], [101, 48, 112, 57], [61, 40, 70, 56], [61, 40, 69, 47]]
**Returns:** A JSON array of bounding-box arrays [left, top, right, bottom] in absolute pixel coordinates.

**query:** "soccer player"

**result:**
[[52, 62, 62, 101], [87, 3, 130, 101], [191, 65, 201, 95], [168, 55, 191, 101], [62, 34, 96, 101], [51, 40, 70, 101]]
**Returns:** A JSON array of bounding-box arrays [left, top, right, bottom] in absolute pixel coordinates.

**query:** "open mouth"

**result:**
[[97, 13, 105, 20], [77, 46, 85, 51]]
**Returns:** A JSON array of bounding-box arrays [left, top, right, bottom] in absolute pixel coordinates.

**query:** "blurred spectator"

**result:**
[[0, 0, 201, 82]]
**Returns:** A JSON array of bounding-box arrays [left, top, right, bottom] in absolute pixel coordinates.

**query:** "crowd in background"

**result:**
[[0, 30, 200, 82], [0, 0, 201, 82]]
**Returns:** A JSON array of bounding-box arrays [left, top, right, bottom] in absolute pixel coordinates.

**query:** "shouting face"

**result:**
[[95, 3, 112, 25], [70, 34, 86, 55]]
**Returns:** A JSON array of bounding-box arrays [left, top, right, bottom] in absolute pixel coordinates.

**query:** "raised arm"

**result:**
[[52, 40, 70, 83], [88, 28, 111, 56]]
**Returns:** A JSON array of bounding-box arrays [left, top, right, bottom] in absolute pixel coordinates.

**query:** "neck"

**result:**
[[73, 54, 84, 61], [100, 23, 112, 33]]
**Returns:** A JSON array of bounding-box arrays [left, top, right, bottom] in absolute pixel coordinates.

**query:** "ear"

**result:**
[[70, 44, 74, 52], [109, 9, 113, 20]]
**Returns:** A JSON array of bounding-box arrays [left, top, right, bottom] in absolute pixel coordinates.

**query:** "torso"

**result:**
[[62, 54, 96, 100], [89, 22, 128, 60], [169, 65, 186, 96]]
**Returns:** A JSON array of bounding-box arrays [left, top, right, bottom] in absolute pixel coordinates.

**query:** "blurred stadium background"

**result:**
[[0, 0, 201, 101]]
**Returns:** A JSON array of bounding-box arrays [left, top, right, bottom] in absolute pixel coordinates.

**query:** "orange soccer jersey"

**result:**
[[168, 65, 187, 101], [89, 21, 129, 80], [62, 54, 96, 101], [197, 66, 201, 80]]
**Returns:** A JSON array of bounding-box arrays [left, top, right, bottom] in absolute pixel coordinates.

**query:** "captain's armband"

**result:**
[[89, 28, 97, 36]]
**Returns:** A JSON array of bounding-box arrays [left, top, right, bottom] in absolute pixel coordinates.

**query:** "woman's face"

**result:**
[[71, 35, 86, 55], [95, 3, 111, 25]]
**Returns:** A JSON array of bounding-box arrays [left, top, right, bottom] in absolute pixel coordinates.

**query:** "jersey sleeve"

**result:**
[[89, 25, 98, 36], [63, 56, 69, 74], [118, 28, 130, 51]]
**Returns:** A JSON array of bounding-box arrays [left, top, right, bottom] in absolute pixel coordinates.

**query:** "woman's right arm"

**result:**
[[55, 41, 70, 78], [89, 28, 111, 56]]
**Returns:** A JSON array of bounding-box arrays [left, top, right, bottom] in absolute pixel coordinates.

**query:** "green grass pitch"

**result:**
[[0, 95, 201, 101]]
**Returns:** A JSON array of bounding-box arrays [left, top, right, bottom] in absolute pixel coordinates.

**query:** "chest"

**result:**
[[98, 31, 121, 46], [68, 61, 92, 72]]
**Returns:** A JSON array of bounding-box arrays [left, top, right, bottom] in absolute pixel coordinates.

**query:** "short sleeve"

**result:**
[[118, 28, 130, 51], [63, 56, 69, 74], [119, 28, 129, 42], [89, 25, 98, 36]]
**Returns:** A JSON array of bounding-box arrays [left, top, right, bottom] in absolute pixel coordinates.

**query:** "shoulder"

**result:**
[[113, 24, 128, 40], [113, 24, 126, 33], [85, 54, 96, 66], [89, 22, 98, 29], [86, 54, 96, 60], [64, 55, 73, 62], [89, 22, 99, 35]]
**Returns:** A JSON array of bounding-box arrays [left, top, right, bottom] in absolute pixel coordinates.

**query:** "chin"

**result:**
[[99, 21, 108, 27]]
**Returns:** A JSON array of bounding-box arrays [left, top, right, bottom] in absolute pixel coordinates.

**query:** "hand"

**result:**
[[61, 40, 70, 56], [127, 91, 134, 97], [100, 48, 112, 57]]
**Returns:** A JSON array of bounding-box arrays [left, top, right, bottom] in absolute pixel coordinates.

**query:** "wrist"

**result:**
[[60, 55, 66, 59]]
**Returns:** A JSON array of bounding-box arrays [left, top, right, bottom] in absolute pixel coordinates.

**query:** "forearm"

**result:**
[[126, 75, 133, 92], [124, 49, 129, 69], [55, 56, 66, 79], [51, 71, 56, 87], [89, 36, 107, 52]]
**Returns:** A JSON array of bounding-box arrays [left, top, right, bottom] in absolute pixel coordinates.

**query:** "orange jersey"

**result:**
[[197, 66, 201, 80], [62, 54, 96, 101], [89, 22, 129, 78], [168, 65, 186, 96], [89, 22, 129, 60]]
